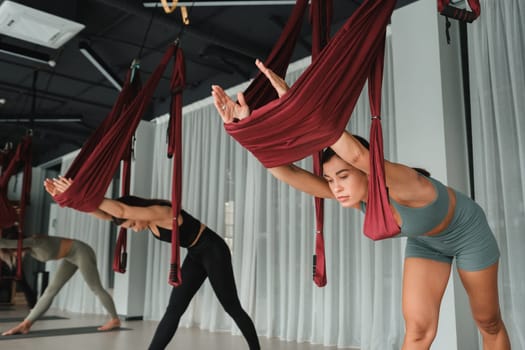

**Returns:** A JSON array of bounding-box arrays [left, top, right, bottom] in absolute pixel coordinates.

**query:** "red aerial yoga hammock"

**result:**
[[310, 0, 332, 288], [53, 44, 187, 286], [230, 0, 397, 286], [167, 47, 186, 286], [0, 135, 32, 280], [227, 0, 482, 285]]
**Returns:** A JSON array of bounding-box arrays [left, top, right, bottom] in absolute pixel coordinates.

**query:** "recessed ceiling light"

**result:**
[[0, 1, 85, 49], [0, 98, 6, 105]]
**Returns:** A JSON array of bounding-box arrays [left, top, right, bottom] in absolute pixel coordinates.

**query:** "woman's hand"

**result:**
[[211, 85, 250, 124], [211, 59, 290, 124], [44, 178, 59, 196], [255, 59, 290, 98], [44, 176, 73, 196], [2, 320, 32, 336]]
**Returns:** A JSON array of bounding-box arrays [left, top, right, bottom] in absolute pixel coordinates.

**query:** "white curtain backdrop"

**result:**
[[142, 35, 405, 349], [32, 3, 525, 347], [47, 152, 113, 316], [468, 0, 525, 348]]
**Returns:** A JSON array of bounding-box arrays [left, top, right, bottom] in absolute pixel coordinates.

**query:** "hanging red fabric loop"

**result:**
[[310, 0, 333, 288], [242, 0, 309, 111], [53, 45, 176, 212], [0, 135, 32, 279], [225, 0, 397, 168], [112, 134, 134, 274], [167, 47, 186, 286], [50, 45, 176, 278], [112, 66, 141, 274], [364, 35, 400, 240], [224, 0, 397, 245]]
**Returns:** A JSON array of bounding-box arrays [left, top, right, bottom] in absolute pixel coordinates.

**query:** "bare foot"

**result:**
[[97, 318, 121, 331], [2, 320, 32, 336]]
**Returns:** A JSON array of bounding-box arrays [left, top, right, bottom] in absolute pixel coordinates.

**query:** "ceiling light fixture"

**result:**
[[79, 41, 122, 91], [143, 1, 297, 7], [0, 115, 83, 123], [0, 42, 56, 67], [0, 1, 85, 49]]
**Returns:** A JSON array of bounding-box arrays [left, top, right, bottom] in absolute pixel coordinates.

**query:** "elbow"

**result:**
[[116, 206, 127, 219], [103, 200, 126, 218], [349, 135, 371, 169], [348, 148, 366, 167]]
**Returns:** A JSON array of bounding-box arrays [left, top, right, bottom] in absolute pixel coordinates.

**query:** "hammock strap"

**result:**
[[167, 47, 185, 287], [310, 0, 333, 287], [364, 35, 400, 240], [112, 144, 132, 274], [243, 0, 309, 109]]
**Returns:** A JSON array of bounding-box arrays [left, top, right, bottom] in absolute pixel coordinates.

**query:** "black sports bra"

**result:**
[[152, 209, 201, 248]]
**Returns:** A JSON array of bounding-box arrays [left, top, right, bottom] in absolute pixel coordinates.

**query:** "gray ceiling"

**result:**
[[0, 0, 414, 165]]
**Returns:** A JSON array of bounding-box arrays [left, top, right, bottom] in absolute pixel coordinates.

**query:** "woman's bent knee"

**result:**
[[476, 315, 504, 335], [404, 319, 438, 347]]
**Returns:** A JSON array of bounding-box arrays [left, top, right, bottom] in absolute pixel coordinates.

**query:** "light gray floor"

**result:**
[[0, 306, 344, 350]]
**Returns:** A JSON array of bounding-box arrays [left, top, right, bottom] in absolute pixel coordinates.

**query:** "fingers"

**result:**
[[255, 58, 289, 98], [212, 91, 230, 123], [42, 176, 73, 195], [2, 327, 16, 336], [255, 58, 272, 79], [212, 85, 235, 123], [211, 84, 251, 123], [237, 92, 247, 107], [43, 179, 57, 196]]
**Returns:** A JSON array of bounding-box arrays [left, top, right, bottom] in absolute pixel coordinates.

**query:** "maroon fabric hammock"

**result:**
[[53, 43, 187, 286], [225, 0, 396, 168], [167, 47, 186, 286], [53, 46, 173, 273], [0, 135, 32, 279], [309, 0, 332, 288], [54, 45, 176, 212], [112, 64, 141, 275], [227, 0, 398, 265], [241, 0, 333, 286], [0, 152, 17, 229], [0, 136, 31, 229], [243, 0, 309, 110]]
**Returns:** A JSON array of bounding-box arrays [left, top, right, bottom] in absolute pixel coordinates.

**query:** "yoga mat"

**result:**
[[0, 326, 131, 340], [0, 315, 68, 323]]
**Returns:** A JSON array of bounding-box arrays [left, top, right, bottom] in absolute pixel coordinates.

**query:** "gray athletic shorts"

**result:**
[[405, 190, 500, 271]]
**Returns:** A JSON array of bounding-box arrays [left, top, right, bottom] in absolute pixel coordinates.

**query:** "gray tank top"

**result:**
[[360, 176, 450, 238], [391, 176, 450, 237]]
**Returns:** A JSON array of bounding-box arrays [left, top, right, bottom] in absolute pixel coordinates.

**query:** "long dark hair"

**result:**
[[321, 134, 430, 177], [111, 195, 171, 225]]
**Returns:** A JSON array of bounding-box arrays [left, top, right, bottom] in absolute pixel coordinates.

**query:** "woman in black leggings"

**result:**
[[45, 178, 260, 350]]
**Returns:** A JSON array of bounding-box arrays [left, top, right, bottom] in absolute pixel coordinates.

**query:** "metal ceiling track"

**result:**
[[143, 1, 298, 7], [0, 115, 84, 123]]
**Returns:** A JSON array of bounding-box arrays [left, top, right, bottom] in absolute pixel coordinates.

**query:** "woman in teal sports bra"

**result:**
[[212, 61, 511, 349]]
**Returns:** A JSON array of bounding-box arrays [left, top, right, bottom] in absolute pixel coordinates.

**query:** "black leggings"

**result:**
[[148, 228, 260, 350]]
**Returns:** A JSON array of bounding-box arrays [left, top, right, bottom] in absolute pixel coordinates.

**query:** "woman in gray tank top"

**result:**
[[211, 62, 510, 349], [0, 236, 120, 335]]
